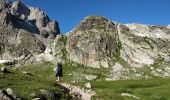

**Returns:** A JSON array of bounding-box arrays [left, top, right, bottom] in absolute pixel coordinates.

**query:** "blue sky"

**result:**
[[22, 0, 170, 33]]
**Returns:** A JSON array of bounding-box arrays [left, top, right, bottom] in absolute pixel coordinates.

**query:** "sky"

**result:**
[[22, 0, 170, 33]]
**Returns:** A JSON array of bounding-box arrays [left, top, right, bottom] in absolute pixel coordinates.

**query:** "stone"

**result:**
[[0, 88, 21, 100], [32, 98, 41, 100], [30, 93, 36, 98], [53, 67, 57, 72], [85, 75, 97, 80], [150, 67, 154, 70], [121, 93, 140, 100], [100, 60, 109, 68], [0, 67, 7, 73], [6, 88, 14, 96], [0, 90, 4, 100], [39, 89, 51, 97], [84, 82, 91, 89]]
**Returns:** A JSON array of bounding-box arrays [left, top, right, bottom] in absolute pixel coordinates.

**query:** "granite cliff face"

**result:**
[[0, 1, 60, 64], [51, 16, 170, 79]]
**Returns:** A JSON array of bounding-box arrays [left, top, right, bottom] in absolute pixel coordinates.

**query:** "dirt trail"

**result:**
[[60, 83, 96, 100]]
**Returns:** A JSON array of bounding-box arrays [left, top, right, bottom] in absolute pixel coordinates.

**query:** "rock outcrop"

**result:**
[[52, 16, 119, 68], [0, 88, 21, 100], [119, 24, 170, 67], [50, 16, 170, 79]]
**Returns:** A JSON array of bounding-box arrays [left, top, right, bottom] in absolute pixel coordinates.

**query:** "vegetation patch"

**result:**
[[143, 37, 154, 49], [62, 61, 110, 84], [151, 56, 165, 68], [0, 62, 71, 99], [91, 78, 170, 100]]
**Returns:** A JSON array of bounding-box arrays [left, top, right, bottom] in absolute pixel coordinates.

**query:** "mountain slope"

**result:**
[[51, 16, 170, 79]]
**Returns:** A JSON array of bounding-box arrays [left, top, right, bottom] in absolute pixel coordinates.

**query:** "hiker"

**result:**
[[56, 62, 62, 82]]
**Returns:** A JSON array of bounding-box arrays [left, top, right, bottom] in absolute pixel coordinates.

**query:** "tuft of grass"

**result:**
[[150, 56, 165, 68]]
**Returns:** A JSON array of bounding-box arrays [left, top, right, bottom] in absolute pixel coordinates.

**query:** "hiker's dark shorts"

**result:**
[[56, 71, 62, 77]]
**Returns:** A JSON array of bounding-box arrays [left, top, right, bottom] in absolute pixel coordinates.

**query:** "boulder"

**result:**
[[0, 88, 21, 100], [121, 93, 140, 100], [6, 88, 14, 96], [39, 89, 51, 97], [100, 60, 109, 68], [84, 82, 91, 89], [0, 67, 7, 73], [0, 90, 4, 100], [85, 75, 97, 80]]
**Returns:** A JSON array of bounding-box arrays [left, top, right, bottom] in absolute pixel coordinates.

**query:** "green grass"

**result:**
[[0, 62, 71, 99], [61, 61, 170, 100], [0, 64, 4, 68], [1, 61, 170, 100], [91, 78, 170, 100], [62, 61, 110, 85]]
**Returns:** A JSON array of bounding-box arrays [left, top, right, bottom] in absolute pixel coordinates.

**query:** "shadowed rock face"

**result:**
[[0, 1, 60, 63], [11, 1, 60, 38]]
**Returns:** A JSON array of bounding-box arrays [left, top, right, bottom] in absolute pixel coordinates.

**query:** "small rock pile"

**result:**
[[30, 89, 61, 100], [0, 88, 21, 100]]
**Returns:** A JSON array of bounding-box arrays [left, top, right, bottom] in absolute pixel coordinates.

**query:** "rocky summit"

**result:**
[[50, 16, 170, 79], [0, 1, 60, 65]]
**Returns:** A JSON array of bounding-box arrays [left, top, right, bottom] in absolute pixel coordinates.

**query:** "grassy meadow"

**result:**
[[0, 62, 170, 100]]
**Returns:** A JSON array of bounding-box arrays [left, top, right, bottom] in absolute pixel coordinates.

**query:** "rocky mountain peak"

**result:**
[[52, 16, 119, 68], [11, 0, 30, 20], [75, 16, 116, 32], [0, 1, 61, 65], [0, 1, 60, 39]]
